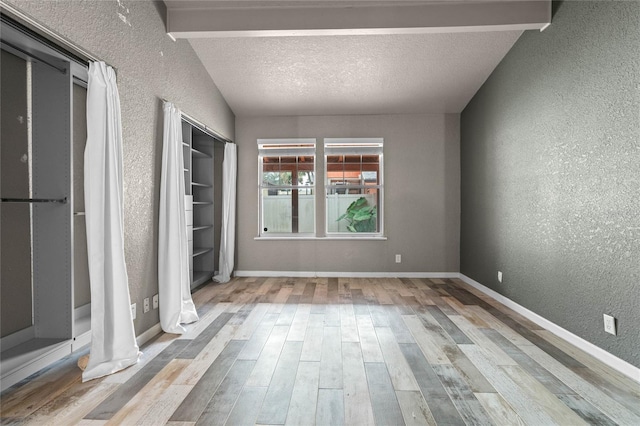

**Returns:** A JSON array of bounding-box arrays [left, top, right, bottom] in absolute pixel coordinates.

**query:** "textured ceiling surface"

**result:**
[[189, 30, 522, 116], [171, 0, 530, 116]]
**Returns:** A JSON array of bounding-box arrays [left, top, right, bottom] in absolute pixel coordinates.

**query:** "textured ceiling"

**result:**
[[188, 30, 522, 116], [169, 0, 532, 116]]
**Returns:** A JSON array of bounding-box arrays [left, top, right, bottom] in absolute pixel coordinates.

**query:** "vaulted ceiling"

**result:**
[[164, 1, 551, 116]]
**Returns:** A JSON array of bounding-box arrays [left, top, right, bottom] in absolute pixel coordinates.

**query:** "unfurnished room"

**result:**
[[0, 0, 639, 424]]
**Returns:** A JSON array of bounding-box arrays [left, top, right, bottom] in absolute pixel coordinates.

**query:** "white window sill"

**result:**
[[255, 236, 387, 241]]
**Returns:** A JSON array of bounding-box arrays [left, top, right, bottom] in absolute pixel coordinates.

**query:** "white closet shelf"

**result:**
[[193, 247, 213, 257], [191, 147, 211, 158], [192, 182, 212, 188], [193, 201, 213, 205], [193, 225, 213, 231]]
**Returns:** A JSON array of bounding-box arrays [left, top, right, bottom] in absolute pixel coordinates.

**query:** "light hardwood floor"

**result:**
[[1, 277, 639, 425]]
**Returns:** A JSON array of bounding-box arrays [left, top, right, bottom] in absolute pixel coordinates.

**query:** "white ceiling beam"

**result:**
[[166, 1, 551, 38]]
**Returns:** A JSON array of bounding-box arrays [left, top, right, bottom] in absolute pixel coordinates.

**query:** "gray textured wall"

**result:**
[[5, 0, 235, 335], [236, 114, 460, 274], [460, 2, 639, 368]]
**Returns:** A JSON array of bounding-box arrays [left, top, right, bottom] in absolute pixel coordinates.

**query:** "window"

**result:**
[[258, 139, 315, 236], [325, 138, 383, 236]]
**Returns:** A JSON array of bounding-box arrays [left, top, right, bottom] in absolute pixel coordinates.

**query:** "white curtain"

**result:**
[[158, 102, 199, 333], [83, 62, 140, 382], [214, 143, 237, 283]]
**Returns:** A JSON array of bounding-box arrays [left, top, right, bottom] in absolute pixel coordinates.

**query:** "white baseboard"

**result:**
[[458, 274, 640, 384], [136, 323, 162, 347], [69, 325, 161, 354], [234, 270, 460, 279], [67, 322, 162, 356]]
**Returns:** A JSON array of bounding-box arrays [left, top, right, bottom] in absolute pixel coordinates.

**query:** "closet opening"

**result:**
[[181, 117, 226, 289], [1, 14, 90, 391]]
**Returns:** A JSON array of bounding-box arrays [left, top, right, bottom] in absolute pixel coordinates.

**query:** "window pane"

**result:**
[[262, 157, 280, 185], [298, 170, 314, 186], [259, 140, 316, 236], [262, 155, 317, 187], [326, 189, 379, 233], [361, 169, 378, 184], [362, 163, 379, 171], [263, 156, 280, 164], [280, 171, 292, 185], [297, 189, 315, 233], [262, 170, 278, 184], [343, 162, 361, 172], [326, 175, 344, 187], [262, 189, 292, 233], [263, 163, 280, 172], [324, 138, 383, 235], [261, 188, 315, 234], [262, 170, 281, 185]]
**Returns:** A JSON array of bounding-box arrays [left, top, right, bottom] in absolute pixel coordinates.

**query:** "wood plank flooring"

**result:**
[[2, 277, 639, 425]]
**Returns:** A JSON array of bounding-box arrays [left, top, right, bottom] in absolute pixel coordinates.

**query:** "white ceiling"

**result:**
[[165, 1, 550, 117]]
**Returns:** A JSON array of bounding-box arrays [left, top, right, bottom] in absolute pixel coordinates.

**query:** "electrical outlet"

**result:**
[[603, 314, 616, 335], [395, 254, 401, 263], [131, 303, 136, 320], [143, 298, 150, 313], [153, 294, 159, 310], [497, 271, 503, 283]]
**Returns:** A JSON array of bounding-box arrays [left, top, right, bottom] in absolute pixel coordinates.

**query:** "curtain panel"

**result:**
[[214, 142, 237, 283], [158, 102, 199, 333], [83, 61, 140, 382]]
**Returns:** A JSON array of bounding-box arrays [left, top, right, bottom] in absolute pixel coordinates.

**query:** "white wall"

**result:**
[[236, 114, 460, 274]]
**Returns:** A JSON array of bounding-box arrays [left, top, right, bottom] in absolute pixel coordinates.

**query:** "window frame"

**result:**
[[257, 138, 316, 238], [324, 138, 384, 238]]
